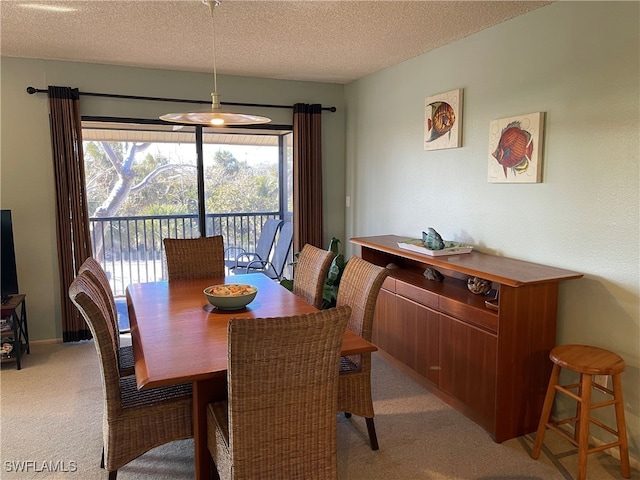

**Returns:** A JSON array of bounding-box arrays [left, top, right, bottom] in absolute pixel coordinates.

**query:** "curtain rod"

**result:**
[[26, 86, 337, 112]]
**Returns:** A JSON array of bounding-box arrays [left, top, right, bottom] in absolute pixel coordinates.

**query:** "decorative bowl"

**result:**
[[467, 276, 492, 295], [204, 284, 258, 310]]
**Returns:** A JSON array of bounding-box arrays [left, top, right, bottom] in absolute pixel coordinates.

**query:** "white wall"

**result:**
[[0, 58, 346, 341], [344, 1, 639, 462]]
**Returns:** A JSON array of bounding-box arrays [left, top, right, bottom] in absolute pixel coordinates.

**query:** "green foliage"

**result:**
[[83, 142, 280, 217], [322, 237, 345, 309], [280, 237, 347, 310]]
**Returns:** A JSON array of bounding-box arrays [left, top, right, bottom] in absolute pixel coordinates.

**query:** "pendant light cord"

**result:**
[[207, 0, 220, 94]]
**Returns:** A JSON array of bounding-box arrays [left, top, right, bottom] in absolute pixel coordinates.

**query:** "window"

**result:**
[[82, 120, 293, 299]]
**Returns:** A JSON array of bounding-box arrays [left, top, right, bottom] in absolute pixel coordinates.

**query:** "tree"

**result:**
[[214, 149, 240, 175], [84, 141, 281, 260], [85, 141, 195, 259]]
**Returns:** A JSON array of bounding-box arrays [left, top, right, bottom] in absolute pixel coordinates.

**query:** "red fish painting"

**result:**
[[491, 121, 533, 178], [426, 101, 455, 142]]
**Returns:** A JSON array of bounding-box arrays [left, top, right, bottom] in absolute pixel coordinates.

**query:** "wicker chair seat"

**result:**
[[118, 345, 135, 375], [119, 375, 192, 409], [339, 356, 362, 374]]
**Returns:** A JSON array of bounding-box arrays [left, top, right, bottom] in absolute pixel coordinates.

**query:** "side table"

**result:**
[[1, 294, 29, 370]]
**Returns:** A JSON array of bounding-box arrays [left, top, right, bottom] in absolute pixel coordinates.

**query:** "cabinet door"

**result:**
[[439, 313, 497, 431], [394, 295, 439, 385]]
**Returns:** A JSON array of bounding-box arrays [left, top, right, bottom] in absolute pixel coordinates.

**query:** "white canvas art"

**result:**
[[488, 112, 545, 183], [424, 89, 463, 151]]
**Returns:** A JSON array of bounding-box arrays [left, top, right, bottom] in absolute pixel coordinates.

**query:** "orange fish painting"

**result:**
[[424, 89, 463, 151], [488, 112, 544, 184], [426, 101, 455, 142], [492, 121, 533, 178]]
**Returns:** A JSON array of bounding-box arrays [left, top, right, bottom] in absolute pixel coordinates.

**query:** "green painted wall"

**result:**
[[344, 1, 639, 462]]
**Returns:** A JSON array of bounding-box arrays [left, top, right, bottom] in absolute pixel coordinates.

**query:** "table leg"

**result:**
[[193, 377, 227, 480]]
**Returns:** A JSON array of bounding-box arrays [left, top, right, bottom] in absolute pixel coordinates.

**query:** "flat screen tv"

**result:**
[[1, 210, 19, 301]]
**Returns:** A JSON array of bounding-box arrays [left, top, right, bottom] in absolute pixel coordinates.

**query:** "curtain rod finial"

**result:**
[[26, 86, 37, 94]]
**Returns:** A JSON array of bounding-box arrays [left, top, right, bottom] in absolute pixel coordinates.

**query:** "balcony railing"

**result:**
[[90, 212, 287, 296]]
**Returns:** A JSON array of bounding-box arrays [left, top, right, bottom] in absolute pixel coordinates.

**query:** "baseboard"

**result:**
[[30, 338, 63, 345]]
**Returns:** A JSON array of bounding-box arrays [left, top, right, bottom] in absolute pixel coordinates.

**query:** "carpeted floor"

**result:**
[[1, 339, 637, 479]]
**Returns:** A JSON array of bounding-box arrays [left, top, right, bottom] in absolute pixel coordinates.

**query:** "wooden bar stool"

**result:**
[[531, 344, 630, 480]]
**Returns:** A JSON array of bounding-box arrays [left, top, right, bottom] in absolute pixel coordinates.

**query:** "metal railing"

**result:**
[[90, 212, 284, 296]]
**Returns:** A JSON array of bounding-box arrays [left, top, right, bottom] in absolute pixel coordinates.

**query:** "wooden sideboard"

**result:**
[[351, 235, 582, 442]]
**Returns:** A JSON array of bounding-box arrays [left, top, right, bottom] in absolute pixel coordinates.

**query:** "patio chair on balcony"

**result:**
[[235, 222, 293, 281], [225, 219, 283, 274]]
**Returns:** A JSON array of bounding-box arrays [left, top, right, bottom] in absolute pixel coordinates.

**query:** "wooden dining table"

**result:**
[[126, 273, 378, 480]]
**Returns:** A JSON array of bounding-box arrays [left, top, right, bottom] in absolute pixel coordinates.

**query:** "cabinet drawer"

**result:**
[[439, 297, 498, 333], [396, 280, 438, 309]]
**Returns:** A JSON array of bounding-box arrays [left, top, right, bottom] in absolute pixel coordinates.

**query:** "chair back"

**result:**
[[293, 244, 335, 309], [79, 257, 119, 351], [266, 221, 293, 279], [163, 235, 225, 280], [241, 222, 293, 280], [253, 218, 283, 261], [226, 305, 351, 479], [336, 257, 388, 368], [225, 219, 283, 270], [69, 272, 122, 417]]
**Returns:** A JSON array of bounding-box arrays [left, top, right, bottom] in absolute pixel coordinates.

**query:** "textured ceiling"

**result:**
[[1, 0, 552, 84]]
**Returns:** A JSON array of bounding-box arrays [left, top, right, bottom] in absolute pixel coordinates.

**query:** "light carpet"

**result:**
[[1, 340, 636, 479]]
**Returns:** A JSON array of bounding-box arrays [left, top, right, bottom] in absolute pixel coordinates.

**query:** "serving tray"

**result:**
[[397, 238, 473, 257]]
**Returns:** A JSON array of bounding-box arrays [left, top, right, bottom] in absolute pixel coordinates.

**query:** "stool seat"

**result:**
[[550, 344, 625, 375], [531, 344, 630, 480]]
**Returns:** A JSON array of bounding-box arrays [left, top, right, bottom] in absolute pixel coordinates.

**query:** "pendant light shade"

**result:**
[[160, 1, 271, 126]]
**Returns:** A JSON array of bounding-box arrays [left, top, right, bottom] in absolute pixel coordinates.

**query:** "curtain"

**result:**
[[48, 86, 93, 342], [293, 103, 323, 252]]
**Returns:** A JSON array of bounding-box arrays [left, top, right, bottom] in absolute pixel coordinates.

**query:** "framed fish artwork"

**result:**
[[424, 88, 463, 151], [488, 112, 545, 183]]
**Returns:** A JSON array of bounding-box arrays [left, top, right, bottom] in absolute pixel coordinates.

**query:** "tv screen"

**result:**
[[1, 210, 19, 300]]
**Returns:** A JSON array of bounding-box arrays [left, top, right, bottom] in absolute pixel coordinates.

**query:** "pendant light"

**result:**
[[160, 0, 271, 126]]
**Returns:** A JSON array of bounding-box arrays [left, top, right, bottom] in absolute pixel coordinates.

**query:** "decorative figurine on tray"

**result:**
[[422, 227, 445, 250]]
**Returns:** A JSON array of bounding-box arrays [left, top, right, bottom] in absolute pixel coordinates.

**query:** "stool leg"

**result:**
[[574, 376, 583, 442], [577, 373, 592, 480], [612, 373, 631, 478], [532, 364, 561, 459]]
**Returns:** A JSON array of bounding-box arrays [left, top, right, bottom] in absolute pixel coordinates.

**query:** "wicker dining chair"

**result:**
[[79, 257, 135, 376], [207, 305, 351, 480], [163, 235, 225, 280], [69, 272, 193, 480], [292, 244, 335, 309], [336, 256, 388, 450]]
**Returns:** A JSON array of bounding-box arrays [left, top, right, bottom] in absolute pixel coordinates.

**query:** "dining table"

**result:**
[[126, 272, 378, 480]]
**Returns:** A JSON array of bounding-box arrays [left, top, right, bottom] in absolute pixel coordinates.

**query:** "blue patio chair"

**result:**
[[235, 222, 293, 281], [225, 219, 283, 274]]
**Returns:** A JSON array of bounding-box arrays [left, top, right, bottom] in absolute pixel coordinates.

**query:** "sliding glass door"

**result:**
[[82, 120, 292, 330]]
